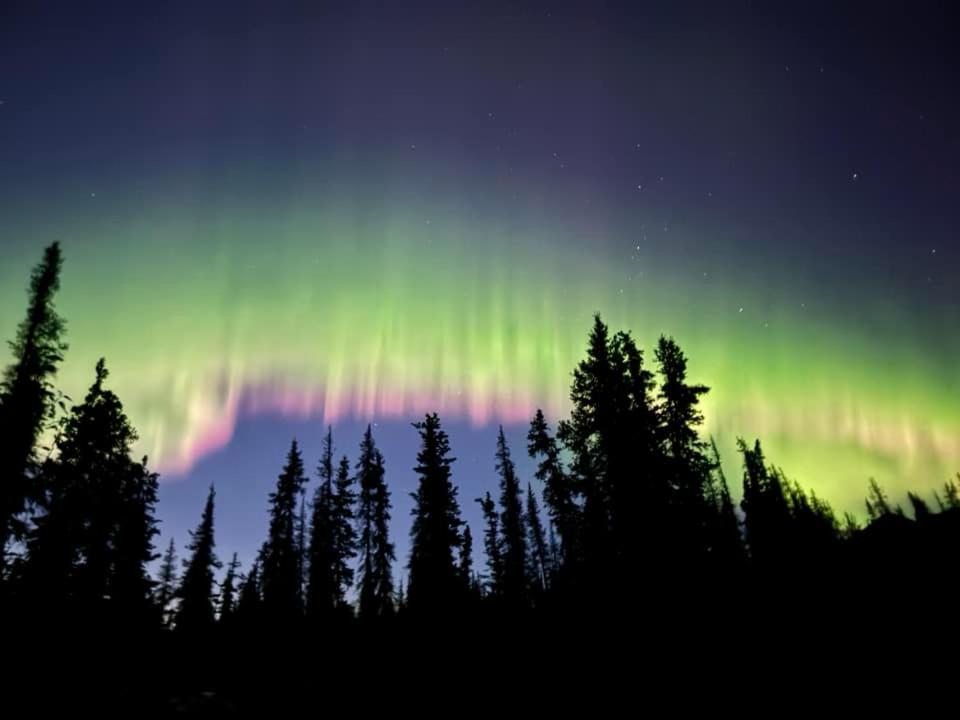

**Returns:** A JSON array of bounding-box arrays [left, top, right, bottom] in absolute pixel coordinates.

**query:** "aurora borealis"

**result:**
[[1, 1, 957, 555]]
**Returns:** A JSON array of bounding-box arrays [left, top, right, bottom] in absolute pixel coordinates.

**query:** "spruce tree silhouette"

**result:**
[[477, 491, 502, 598], [783, 478, 840, 562], [296, 495, 306, 612], [219, 553, 241, 625], [655, 335, 715, 577], [176, 485, 220, 634], [556, 316, 665, 601], [841, 512, 860, 539], [865, 477, 893, 520], [0, 242, 67, 581], [235, 559, 261, 627], [261, 440, 308, 624], [306, 427, 337, 620], [942, 477, 960, 510], [612, 330, 662, 582], [739, 438, 790, 573], [407, 413, 463, 615], [155, 538, 179, 627], [332, 454, 357, 611], [111, 456, 160, 626], [527, 409, 579, 576], [557, 315, 615, 593], [703, 438, 746, 575], [738, 438, 845, 593], [458, 524, 475, 596], [355, 425, 394, 619], [22, 359, 157, 625], [908, 492, 931, 521], [495, 426, 528, 608], [525, 483, 549, 596]]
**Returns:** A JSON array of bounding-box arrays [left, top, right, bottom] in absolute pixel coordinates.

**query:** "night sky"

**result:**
[[1, 1, 957, 573]]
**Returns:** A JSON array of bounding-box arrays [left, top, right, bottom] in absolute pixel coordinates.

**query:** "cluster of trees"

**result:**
[[2, 243, 958, 638]]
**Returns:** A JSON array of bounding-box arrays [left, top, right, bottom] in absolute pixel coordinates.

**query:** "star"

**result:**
[[738, 307, 744, 313], [637, 184, 643, 190], [852, 172, 859, 180]]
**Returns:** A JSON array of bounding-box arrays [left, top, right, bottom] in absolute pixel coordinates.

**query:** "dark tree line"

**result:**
[[2, 242, 959, 651]]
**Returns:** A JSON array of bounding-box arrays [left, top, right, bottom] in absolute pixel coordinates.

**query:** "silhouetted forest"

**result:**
[[2, 244, 957, 709]]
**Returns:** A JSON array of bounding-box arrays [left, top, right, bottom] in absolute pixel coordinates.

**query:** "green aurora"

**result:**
[[2, 163, 957, 517]]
